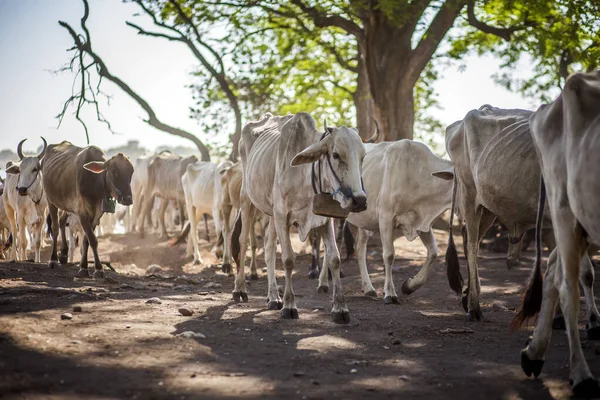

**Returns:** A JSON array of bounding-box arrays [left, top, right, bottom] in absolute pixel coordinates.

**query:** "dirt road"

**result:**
[[1, 228, 599, 399]]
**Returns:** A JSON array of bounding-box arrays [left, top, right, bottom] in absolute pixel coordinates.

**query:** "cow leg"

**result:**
[[232, 198, 253, 302], [32, 219, 43, 263], [58, 212, 69, 265], [47, 204, 60, 268], [78, 235, 90, 277], [157, 198, 169, 238], [264, 216, 281, 310], [379, 215, 399, 304], [402, 229, 438, 295], [67, 226, 76, 263], [506, 238, 523, 270], [4, 202, 17, 261], [221, 204, 234, 274], [521, 249, 560, 379], [187, 204, 202, 265], [316, 233, 329, 293], [203, 213, 210, 242], [464, 208, 495, 321], [249, 222, 258, 280], [356, 228, 376, 297], [552, 209, 597, 394], [580, 253, 600, 340], [274, 213, 298, 320], [308, 229, 321, 279], [79, 217, 104, 279], [17, 215, 27, 261], [321, 219, 349, 324]]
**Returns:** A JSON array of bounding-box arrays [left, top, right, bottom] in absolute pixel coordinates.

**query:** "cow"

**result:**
[[3, 139, 48, 262], [433, 105, 600, 325], [232, 112, 367, 324], [138, 152, 197, 238], [41, 141, 134, 278], [180, 160, 232, 265], [514, 71, 600, 397], [345, 140, 453, 303], [129, 153, 152, 233]]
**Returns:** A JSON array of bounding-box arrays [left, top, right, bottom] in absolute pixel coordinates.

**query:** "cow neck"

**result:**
[[22, 169, 42, 206], [102, 169, 112, 200], [310, 131, 365, 198]]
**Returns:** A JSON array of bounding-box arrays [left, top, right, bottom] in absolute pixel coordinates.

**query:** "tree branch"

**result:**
[[57, 0, 211, 161], [289, 0, 364, 41], [466, 0, 532, 41]]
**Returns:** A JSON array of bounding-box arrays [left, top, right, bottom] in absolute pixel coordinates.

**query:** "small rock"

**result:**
[[173, 285, 187, 291], [119, 283, 133, 289], [392, 339, 402, 345], [209, 291, 216, 295], [388, 331, 394, 336], [293, 371, 305, 377], [311, 380, 320, 385], [262, 267, 267, 273], [398, 375, 410, 381], [126, 325, 131, 329], [203, 282, 222, 289], [61, 313, 73, 320], [177, 331, 206, 339], [146, 264, 163, 274], [70, 340, 82, 345], [146, 297, 162, 304], [349, 369, 358, 374], [72, 306, 82, 313], [440, 328, 474, 334], [178, 307, 194, 316], [198, 291, 209, 296]]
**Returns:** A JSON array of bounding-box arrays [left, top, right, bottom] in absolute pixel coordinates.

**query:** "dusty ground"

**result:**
[[1, 225, 600, 400]]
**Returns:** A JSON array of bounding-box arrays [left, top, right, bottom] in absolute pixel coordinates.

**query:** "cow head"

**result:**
[[83, 153, 134, 206], [5, 137, 46, 202], [291, 120, 371, 213]]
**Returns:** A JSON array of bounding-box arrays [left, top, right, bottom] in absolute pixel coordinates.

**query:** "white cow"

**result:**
[[181, 160, 232, 265], [516, 71, 600, 397], [345, 140, 453, 303], [233, 112, 367, 323], [3, 139, 48, 263]]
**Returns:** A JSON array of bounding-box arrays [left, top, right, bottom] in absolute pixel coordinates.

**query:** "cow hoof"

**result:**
[[232, 291, 248, 303], [572, 378, 600, 398], [193, 259, 201, 266], [331, 310, 350, 324], [93, 270, 105, 279], [308, 269, 320, 280], [317, 285, 329, 293], [281, 308, 299, 319], [250, 273, 259, 281], [401, 281, 415, 295], [521, 350, 544, 378], [466, 308, 483, 322], [77, 268, 90, 277], [221, 263, 232, 274], [48, 260, 59, 269], [364, 290, 378, 298], [586, 324, 600, 341], [384, 296, 400, 305], [58, 253, 68, 265], [461, 295, 469, 313], [552, 315, 566, 330], [267, 300, 283, 310]]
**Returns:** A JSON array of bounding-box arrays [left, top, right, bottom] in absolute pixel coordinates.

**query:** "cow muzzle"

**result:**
[[118, 195, 133, 206], [349, 194, 367, 213], [16, 186, 28, 196]]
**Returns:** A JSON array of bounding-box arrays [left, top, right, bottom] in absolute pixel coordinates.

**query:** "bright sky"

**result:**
[[0, 0, 536, 155]]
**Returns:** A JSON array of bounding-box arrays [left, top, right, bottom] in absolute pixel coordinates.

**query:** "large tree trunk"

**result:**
[[371, 80, 414, 141], [354, 54, 375, 139]]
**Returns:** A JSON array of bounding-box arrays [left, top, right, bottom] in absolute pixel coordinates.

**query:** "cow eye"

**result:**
[[332, 152, 340, 160]]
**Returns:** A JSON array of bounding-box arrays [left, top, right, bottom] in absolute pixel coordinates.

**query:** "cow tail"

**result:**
[[512, 177, 546, 329], [343, 220, 355, 262], [446, 174, 464, 295], [168, 221, 190, 247], [231, 210, 242, 267]]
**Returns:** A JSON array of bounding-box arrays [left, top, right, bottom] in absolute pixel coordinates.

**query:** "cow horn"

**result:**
[[17, 139, 26, 160], [363, 119, 380, 143], [0, 175, 4, 184], [38, 137, 47, 160], [323, 119, 329, 134]]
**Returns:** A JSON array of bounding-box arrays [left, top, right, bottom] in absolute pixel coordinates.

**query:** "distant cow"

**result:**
[[129, 153, 152, 233], [346, 140, 452, 303], [42, 141, 134, 278], [434, 105, 599, 324], [180, 160, 232, 265], [3, 139, 49, 262], [515, 71, 600, 397], [138, 152, 197, 238], [233, 112, 367, 323]]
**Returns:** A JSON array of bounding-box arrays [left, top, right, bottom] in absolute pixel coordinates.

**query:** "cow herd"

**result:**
[[1, 71, 600, 396]]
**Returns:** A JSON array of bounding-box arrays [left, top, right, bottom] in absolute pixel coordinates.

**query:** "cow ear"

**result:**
[[5, 163, 20, 175], [431, 169, 454, 181], [83, 161, 106, 174], [291, 141, 327, 166]]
